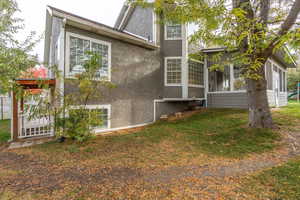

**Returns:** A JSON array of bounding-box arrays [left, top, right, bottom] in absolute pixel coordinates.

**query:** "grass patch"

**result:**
[[273, 101, 300, 129], [0, 120, 10, 144], [241, 158, 300, 200], [168, 109, 280, 157], [34, 108, 280, 164]]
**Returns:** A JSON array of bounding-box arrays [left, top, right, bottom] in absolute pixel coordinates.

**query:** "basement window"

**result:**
[[69, 105, 111, 131]]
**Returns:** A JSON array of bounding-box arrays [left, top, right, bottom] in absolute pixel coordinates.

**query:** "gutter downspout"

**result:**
[[182, 24, 189, 99], [204, 57, 208, 107]]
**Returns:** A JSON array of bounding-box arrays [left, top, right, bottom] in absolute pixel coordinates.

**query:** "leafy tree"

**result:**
[[42, 52, 115, 142], [135, 0, 300, 128], [0, 0, 38, 94]]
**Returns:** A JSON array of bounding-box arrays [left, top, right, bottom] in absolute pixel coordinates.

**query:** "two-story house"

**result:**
[[43, 1, 296, 134]]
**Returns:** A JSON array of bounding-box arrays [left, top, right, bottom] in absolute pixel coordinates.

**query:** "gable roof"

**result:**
[[46, 6, 158, 49], [201, 47, 297, 68]]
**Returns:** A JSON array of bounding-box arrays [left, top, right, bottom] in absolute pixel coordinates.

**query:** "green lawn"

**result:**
[[33, 108, 281, 164], [235, 101, 300, 200], [0, 120, 10, 144], [241, 158, 300, 200]]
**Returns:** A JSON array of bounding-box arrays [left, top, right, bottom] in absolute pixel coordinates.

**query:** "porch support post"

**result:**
[[12, 92, 19, 141], [230, 64, 234, 91], [204, 57, 209, 107]]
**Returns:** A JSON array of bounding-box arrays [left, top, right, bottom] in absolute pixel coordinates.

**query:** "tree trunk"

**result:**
[[247, 68, 274, 128]]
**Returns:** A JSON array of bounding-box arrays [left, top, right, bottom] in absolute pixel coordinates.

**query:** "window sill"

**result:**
[[165, 84, 182, 87], [165, 37, 182, 41], [189, 84, 204, 88], [65, 75, 111, 82], [208, 90, 247, 94]]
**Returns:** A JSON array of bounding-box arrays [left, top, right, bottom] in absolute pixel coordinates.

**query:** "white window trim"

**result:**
[[164, 57, 183, 87], [69, 104, 111, 131], [188, 59, 205, 88], [208, 90, 247, 94], [164, 23, 182, 40], [65, 32, 112, 81]]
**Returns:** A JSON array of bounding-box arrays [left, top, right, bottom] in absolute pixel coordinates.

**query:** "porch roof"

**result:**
[[201, 47, 297, 69]]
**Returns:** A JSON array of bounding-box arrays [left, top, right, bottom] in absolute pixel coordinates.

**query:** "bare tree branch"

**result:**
[[263, 0, 300, 57]]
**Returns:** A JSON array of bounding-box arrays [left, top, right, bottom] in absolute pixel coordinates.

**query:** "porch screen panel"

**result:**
[[233, 66, 246, 91], [209, 66, 230, 92], [188, 60, 204, 86], [283, 72, 286, 92], [265, 61, 273, 90], [279, 69, 283, 92]]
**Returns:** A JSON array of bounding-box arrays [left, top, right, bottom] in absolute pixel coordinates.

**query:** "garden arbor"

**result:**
[[11, 78, 56, 141]]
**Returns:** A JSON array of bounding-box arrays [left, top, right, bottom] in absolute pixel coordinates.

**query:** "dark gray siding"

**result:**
[[188, 87, 204, 98], [64, 25, 163, 128], [163, 87, 182, 98], [160, 23, 183, 98], [63, 26, 195, 129], [207, 92, 249, 109], [124, 7, 154, 41], [161, 24, 182, 57]]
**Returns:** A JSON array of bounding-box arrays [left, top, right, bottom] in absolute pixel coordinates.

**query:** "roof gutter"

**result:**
[[49, 7, 159, 50]]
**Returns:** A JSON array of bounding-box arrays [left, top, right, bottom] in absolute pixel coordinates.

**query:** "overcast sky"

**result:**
[[16, 0, 125, 62]]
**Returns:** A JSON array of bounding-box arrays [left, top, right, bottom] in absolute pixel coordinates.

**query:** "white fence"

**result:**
[[0, 96, 11, 120], [18, 112, 54, 139]]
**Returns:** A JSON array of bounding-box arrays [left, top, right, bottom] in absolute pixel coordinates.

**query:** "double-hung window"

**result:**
[[188, 60, 204, 87], [165, 23, 182, 40], [67, 32, 111, 80], [165, 57, 182, 86]]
